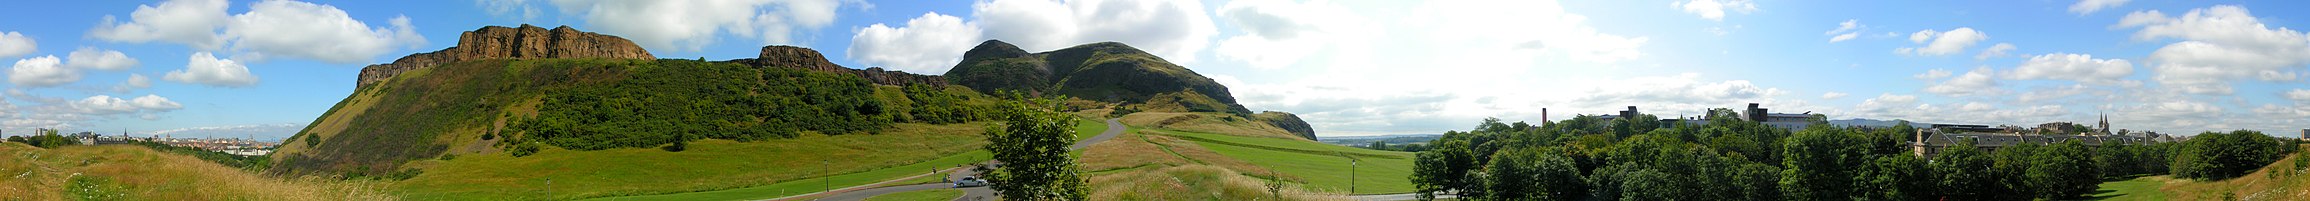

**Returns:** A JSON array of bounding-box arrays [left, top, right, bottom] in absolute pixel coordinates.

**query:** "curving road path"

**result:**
[[803, 118, 1125, 201]]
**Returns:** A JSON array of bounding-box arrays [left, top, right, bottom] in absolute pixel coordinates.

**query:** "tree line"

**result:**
[[499, 59, 996, 155], [1412, 109, 2299, 200]]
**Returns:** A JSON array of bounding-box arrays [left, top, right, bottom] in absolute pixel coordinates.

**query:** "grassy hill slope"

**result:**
[[947, 40, 1319, 140], [2095, 144, 2310, 200], [0, 143, 391, 200]]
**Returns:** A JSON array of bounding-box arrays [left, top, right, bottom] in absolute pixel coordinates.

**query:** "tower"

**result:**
[[2097, 113, 2110, 136]]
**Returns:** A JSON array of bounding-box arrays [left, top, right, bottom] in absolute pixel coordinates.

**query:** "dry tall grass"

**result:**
[[2146, 145, 2310, 200], [1087, 165, 1346, 201], [0, 143, 393, 200]]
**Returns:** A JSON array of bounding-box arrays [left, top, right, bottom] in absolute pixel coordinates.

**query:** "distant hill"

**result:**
[[271, 24, 997, 177], [946, 40, 1316, 140]]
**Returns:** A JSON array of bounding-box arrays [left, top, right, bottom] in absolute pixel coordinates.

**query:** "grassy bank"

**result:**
[[392, 122, 990, 200], [0, 143, 391, 200], [1151, 130, 1417, 194]]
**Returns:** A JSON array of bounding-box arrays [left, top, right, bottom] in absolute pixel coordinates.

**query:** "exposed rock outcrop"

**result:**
[[738, 45, 947, 86], [1254, 111, 1318, 140], [357, 24, 654, 87]]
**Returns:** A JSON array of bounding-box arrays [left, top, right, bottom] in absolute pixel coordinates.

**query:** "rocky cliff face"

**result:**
[[1254, 111, 1318, 140], [739, 45, 947, 86], [357, 24, 654, 87]]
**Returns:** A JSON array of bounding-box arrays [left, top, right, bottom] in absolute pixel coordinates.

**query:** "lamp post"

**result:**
[[824, 160, 831, 193], [1351, 159, 1358, 194]]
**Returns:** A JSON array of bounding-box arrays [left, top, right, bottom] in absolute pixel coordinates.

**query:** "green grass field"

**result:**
[[1149, 130, 1416, 194], [569, 118, 1112, 200], [865, 189, 964, 201], [2091, 176, 2169, 200], [390, 122, 991, 200]]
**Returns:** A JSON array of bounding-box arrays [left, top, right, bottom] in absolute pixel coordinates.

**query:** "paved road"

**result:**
[[808, 118, 1125, 201]]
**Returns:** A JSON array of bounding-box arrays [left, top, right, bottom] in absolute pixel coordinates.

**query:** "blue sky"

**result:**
[[1, 0, 2307, 140]]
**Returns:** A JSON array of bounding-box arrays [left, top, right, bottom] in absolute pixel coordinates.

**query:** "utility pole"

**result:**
[[1351, 159, 1358, 195], [824, 159, 831, 193]]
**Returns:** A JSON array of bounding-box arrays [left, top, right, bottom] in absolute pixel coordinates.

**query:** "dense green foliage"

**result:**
[[129, 141, 272, 171], [504, 59, 994, 151], [2171, 130, 2296, 180], [1405, 109, 2241, 201], [982, 92, 1089, 200], [4, 131, 74, 148]]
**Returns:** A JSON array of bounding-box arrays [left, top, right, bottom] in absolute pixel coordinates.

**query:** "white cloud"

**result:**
[[2007, 53, 2134, 85], [2069, 0, 2129, 15], [2286, 89, 2310, 102], [1214, 0, 1364, 69], [1855, 93, 1917, 113], [975, 0, 1219, 64], [225, 1, 425, 63], [65, 47, 138, 71], [548, 0, 854, 51], [1825, 19, 1861, 43], [846, 12, 982, 74], [2117, 5, 2310, 95], [9, 56, 78, 87], [1975, 43, 2015, 60], [476, 0, 541, 21], [68, 94, 181, 115], [1671, 0, 1756, 21], [1821, 92, 1848, 100], [1897, 27, 1989, 56], [0, 32, 33, 58], [1924, 67, 1998, 96], [113, 74, 152, 93], [1960, 102, 1995, 112], [88, 0, 230, 49], [1914, 68, 1953, 80], [163, 52, 257, 87]]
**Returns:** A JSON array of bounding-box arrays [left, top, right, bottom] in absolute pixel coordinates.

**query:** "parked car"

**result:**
[[953, 176, 989, 187]]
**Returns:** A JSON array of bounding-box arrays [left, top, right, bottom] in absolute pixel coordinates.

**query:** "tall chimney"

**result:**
[[1542, 108, 1550, 126]]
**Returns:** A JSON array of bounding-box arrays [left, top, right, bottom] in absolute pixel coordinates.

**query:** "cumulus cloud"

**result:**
[[88, 0, 230, 49], [65, 47, 138, 71], [1213, 0, 1364, 69], [2287, 89, 2310, 102], [975, 0, 1219, 64], [548, 0, 853, 51], [1821, 92, 1848, 100], [226, 2, 425, 63], [69, 94, 182, 116], [1897, 27, 1989, 56], [113, 74, 153, 93], [846, 12, 982, 74], [163, 52, 258, 87], [9, 56, 78, 87], [1671, 0, 1756, 21], [1914, 68, 1953, 80], [91, 0, 424, 64], [0, 32, 33, 58], [1923, 67, 1998, 96], [1855, 93, 1917, 113], [1975, 43, 2015, 60], [2068, 0, 2129, 15], [2117, 5, 2310, 95], [2007, 53, 2134, 85], [476, 0, 541, 21]]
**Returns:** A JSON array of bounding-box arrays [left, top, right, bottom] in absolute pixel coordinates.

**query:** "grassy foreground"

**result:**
[[1152, 130, 1417, 194], [392, 122, 990, 200], [574, 118, 1106, 200], [2093, 144, 2310, 200], [0, 143, 391, 200], [865, 189, 963, 201]]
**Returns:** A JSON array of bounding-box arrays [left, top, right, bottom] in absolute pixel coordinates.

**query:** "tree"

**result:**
[[1412, 134, 1478, 199], [982, 92, 1088, 200], [1989, 143, 2041, 198], [1368, 141, 1389, 150], [1780, 126, 1869, 201], [2028, 140, 2098, 199], [1859, 153, 1933, 201], [2172, 130, 2287, 180], [1482, 147, 1585, 200], [1931, 139, 1998, 200]]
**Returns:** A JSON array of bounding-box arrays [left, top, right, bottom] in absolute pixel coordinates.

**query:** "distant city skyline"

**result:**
[[2, 0, 2309, 138]]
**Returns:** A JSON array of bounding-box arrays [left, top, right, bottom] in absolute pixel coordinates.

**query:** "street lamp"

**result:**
[[1351, 159, 1357, 195], [824, 160, 831, 193]]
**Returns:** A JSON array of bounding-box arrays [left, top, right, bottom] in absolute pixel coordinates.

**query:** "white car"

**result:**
[[953, 176, 988, 187]]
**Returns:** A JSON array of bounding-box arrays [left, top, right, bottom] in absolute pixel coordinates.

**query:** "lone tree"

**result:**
[[983, 92, 1088, 200]]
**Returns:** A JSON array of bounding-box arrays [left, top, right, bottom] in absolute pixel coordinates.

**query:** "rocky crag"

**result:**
[[733, 45, 947, 86], [357, 24, 654, 87], [947, 40, 1318, 139]]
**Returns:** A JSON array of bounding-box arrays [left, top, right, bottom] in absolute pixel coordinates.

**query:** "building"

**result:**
[[1744, 103, 1817, 131], [1910, 122, 2166, 158]]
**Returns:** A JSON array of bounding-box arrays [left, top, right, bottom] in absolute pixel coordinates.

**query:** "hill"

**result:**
[[272, 24, 997, 179], [946, 40, 1317, 140], [0, 143, 390, 200], [2096, 144, 2310, 200]]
